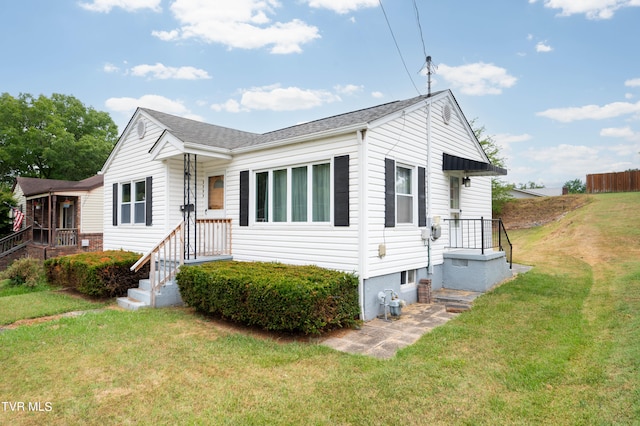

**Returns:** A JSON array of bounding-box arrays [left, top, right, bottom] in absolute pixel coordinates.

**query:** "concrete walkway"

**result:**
[[320, 300, 462, 359], [320, 264, 533, 359]]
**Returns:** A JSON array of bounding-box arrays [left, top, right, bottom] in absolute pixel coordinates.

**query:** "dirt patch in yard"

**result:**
[[499, 194, 592, 230]]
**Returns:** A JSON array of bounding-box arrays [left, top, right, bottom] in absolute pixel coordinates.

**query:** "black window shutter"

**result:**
[[418, 166, 426, 227], [145, 176, 153, 226], [239, 170, 249, 227], [112, 183, 118, 226], [385, 158, 395, 228], [334, 155, 350, 227]]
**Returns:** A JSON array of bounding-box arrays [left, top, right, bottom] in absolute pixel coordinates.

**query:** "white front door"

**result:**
[[204, 173, 226, 218]]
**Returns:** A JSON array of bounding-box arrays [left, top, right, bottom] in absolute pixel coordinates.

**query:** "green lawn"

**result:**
[[1, 192, 638, 425]]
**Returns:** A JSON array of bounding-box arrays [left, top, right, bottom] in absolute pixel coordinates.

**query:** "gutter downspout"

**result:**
[[357, 128, 368, 320], [426, 98, 433, 275]]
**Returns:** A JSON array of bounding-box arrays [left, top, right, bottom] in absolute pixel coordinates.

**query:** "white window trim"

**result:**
[[400, 269, 417, 289], [396, 163, 416, 226], [120, 179, 146, 225], [252, 159, 333, 225], [205, 173, 226, 212]]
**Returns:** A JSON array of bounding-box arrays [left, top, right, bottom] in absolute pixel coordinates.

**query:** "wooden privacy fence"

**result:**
[[587, 171, 640, 194]]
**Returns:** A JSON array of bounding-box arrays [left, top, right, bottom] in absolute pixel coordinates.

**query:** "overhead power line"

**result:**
[[378, 0, 422, 95]]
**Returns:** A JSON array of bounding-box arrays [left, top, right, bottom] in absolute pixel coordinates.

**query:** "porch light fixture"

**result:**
[[462, 177, 471, 188]]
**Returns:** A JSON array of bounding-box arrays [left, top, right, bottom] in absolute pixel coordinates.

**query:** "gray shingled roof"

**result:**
[[140, 92, 437, 150]]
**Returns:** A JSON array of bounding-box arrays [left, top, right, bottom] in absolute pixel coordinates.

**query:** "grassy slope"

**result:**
[[0, 193, 638, 425]]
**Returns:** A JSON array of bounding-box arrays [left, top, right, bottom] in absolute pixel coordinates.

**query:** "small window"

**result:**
[[121, 183, 131, 224], [208, 175, 224, 210], [120, 180, 146, 224], [400, 270, 416, 287], [396, 165, 413, 224], [134, 180, 146, 224]]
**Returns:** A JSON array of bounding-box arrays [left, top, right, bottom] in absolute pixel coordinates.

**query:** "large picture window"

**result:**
[[255, 162, 331, 223]]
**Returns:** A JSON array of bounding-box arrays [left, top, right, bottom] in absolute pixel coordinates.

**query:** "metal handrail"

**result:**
[[444, 217, 513, 268]]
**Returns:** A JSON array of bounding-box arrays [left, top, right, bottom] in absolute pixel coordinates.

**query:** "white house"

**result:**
[[101, 90, 510, 320]]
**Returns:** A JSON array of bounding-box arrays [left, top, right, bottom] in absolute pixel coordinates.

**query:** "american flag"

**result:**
[[12, 208, 24, 232]]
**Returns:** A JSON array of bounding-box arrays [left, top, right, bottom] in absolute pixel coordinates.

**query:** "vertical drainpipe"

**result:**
[[357, 128, 368, 320], [426, 97, 433, 275]]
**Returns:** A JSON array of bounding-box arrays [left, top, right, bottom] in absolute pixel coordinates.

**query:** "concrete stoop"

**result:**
[[116, 277, 183, 311]]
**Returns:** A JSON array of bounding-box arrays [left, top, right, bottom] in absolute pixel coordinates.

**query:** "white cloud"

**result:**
[[103, 63, 120, 73], [212, 85, 341, 112], [437, 62, 517, 96], [535, 41, 553, 52], [306, 0, 378, 14], [105, 94, 202, 121], [79, 0, 161, 13], [335, 84, 364, 95], [211, 99, 244, 113], [371, 91, 384, 98], [152, 0, 320, 54], [533, 0, 640, 20], [600, 126, 636, 138], [625, 78, 640, 87], [130, 63, 211, 80], [537, 100, 640, 122]]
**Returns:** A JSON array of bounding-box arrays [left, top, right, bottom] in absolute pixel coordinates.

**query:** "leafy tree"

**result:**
[[470, 119, 513, 215], [0, 189, 17, 237], [518, 181, 545, 189], [0, 93, 118, 186], [564, 178, 586, 194]]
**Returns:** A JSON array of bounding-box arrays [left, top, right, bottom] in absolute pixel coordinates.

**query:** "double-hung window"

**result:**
[[396, 165, 413, 224], [120, 180, 146, 224], [255, 162, 331, 223]]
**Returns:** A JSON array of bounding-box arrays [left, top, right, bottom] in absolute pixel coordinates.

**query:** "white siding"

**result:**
[[227, 134, 361, 273], [363, 93, 493, 279], [103, 116, 170, 254], [80, 186, 103, 233], [13, 184, 26, 212]]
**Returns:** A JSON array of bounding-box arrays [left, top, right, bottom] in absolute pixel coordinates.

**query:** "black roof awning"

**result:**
[[442, 153, 507, 176]]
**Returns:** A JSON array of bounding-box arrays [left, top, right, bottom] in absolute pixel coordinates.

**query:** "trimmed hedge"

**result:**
[[45, 250, 149, 298], [176, 261, 360, 335]]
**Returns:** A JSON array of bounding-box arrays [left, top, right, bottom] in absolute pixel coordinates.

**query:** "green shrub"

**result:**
[[177, 261, 360, 335], [44, 250, 149, 298], [0, 257, 46, 288]]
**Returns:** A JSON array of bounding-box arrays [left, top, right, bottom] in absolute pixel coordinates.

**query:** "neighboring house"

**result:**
[[509, 187, 565, 199], [8, 175, 104, 260], [102, 90, 511, 320]]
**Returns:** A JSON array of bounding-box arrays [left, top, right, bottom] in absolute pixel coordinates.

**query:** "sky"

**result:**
[[2, 0, 640, 188]]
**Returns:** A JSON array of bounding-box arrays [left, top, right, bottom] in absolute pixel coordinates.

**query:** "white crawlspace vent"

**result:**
[[136, 119, 146, 139], [442, 102, 452, 125]]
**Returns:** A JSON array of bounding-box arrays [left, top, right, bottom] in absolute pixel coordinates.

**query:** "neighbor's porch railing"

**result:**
[[0, 226, 32, 257], [445, 217, 513, 268], [131, 218, 232, 307], [32, 227, 78, 247]]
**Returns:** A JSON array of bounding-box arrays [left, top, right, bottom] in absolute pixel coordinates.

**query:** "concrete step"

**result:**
[[128, 287, 151, 305], [433, 288, 481, 305], [117, 296, 149, 311]]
